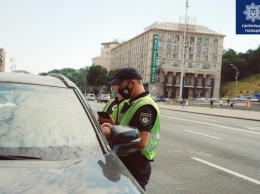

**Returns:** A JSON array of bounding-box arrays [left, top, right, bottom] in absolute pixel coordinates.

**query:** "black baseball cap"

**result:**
[[108, 67, 142, 86]]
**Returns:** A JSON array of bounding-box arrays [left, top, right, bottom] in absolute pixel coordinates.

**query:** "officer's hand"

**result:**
[[98, 115, 114, 125]]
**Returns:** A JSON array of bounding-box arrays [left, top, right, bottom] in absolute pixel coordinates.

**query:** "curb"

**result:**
[[159, 107, 260, 122]]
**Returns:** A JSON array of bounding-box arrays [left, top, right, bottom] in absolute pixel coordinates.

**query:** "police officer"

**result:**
[[98, 79, 126, 125], [101, 67, 160, 190]]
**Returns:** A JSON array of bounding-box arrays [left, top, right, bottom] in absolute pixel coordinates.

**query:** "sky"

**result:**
[[0, 0, 259, 74]]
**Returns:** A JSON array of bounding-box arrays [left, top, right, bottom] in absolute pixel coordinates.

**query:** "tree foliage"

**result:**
[[39, 67, 88, 93], [86, 64, 107, 86], [221, 46, 260, 82]]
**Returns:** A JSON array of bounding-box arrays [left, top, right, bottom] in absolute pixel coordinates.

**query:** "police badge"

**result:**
[[140, 113, 151, 126], [243, 2, 260, 22]]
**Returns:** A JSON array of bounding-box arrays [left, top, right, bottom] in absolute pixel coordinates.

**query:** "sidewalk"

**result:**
[[157, 103, 260, 122]]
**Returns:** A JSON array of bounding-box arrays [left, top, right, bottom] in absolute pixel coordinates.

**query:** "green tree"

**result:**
[[86, 64, 107, 86]]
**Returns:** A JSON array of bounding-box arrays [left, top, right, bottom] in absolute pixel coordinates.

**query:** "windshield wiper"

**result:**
[[0, 154, 42, 160]]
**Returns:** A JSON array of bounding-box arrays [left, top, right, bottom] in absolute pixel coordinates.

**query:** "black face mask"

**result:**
[[118, 81, 133, 99]]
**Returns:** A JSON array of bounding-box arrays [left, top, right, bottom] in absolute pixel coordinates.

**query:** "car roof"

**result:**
[[0, 72, 76, 88]]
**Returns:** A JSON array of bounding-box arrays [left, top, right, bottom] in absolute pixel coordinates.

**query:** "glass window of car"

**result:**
[[0, 83, 103, 160]]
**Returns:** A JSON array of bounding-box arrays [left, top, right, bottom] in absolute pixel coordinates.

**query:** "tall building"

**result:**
[[92, 42, 120, 71], [110, 21, 225, 99], [0, 48, 5, 72]]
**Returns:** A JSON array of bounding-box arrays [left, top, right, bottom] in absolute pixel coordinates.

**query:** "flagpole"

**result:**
[[179, 0, 189, 102]]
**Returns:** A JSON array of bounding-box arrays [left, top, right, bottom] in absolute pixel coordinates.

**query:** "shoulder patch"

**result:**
[[140, 113, 152, 126]]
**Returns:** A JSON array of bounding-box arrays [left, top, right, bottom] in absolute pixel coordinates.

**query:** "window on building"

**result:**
[[197, 37, 202, 44], [156, 60, 161, 66], [174, 35, 179, 42], [189, 54, 193, 60], [166, 51, 171, 58], [204, 47, 209, 53], [204, 38, 209, 45], [196, 54, 200, 61], [213, 38, 218, 45], [173, 52, 178, 59], [188, 62, 193, 68], [203, 55, 208, 61], [212, 55, 217, 62], [197, 46, 201, 53], [189, 46, 194, 52], [190, 36, 194, 44], [158, 42, 162, 49], [213, 47, 218, 54], [202, 64, 208, 69], [174, 44, 179, 50], [158, 34, 163, 41], [167, 43, 172, 50], [167, 34, 172, 41]]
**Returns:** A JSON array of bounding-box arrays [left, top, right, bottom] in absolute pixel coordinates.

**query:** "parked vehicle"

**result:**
[[0, 72, 145, 194], [97, 93, 111, 103], [85, 93, 95, 101], [155, 97, 170, 102]]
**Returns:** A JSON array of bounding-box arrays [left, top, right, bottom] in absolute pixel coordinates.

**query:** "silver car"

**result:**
[[0, 72, 145, 194], [97, 94, 111, 103], [85, 93, 95, 101]]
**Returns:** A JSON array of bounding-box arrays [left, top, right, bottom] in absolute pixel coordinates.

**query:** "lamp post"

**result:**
[[230, 64, 239, 100], [179, 1, 189, 102]]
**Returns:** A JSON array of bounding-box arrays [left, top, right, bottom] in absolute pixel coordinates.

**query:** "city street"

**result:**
[[88, 101, 260, 194], [147, 109, 260, 194]]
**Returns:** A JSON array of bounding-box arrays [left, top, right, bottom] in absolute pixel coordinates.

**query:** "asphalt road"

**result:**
[[87, 101, 260, 194], [147, 109, 260, 194]]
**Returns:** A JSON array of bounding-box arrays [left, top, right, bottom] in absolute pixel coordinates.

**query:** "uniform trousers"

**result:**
[[119, 150, 151, 191]]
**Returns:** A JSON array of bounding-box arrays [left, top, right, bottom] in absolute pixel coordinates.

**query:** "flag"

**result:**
[[186, 0, 189, 8]]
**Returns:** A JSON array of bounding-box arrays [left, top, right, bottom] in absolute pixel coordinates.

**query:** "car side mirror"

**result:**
[[110, 125, 140, 155]]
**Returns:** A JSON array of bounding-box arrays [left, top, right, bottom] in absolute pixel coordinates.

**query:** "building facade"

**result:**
[[0, 48, 5, 72], [110, 22, 225, 99], [92, 42, 120, 71]]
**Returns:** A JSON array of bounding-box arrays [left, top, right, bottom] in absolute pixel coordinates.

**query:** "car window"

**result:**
[[0, 83, 103, 160]]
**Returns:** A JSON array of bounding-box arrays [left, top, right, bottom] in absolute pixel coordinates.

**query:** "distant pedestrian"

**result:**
[[210, 98, 213, 109], [219, 99, 223, 109], [185, 99, 189, 109], [230, 103, 234, 109], [181, 99, 185, 109], [227, 98, 230, 105], [245, 99, 249, 109]]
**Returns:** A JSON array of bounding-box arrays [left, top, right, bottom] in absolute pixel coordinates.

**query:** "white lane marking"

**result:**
[[184, 130, 222, 140], [161, 115, 260, 135], [183, 116, 221, 123], [246, 127, 260, 131], [191, 157, 260, 185]]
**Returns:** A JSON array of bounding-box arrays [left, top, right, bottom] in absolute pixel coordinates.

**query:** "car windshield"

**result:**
[[0, 83, 102, 160]]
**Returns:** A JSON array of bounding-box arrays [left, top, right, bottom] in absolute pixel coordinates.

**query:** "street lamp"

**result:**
[[179, 1, 189, 102], [230, 64, 239, 99]]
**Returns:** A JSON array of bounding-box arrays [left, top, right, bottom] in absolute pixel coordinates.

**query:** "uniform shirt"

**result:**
[[128, 91, 157, 132], [105, 97, 124, 114]]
